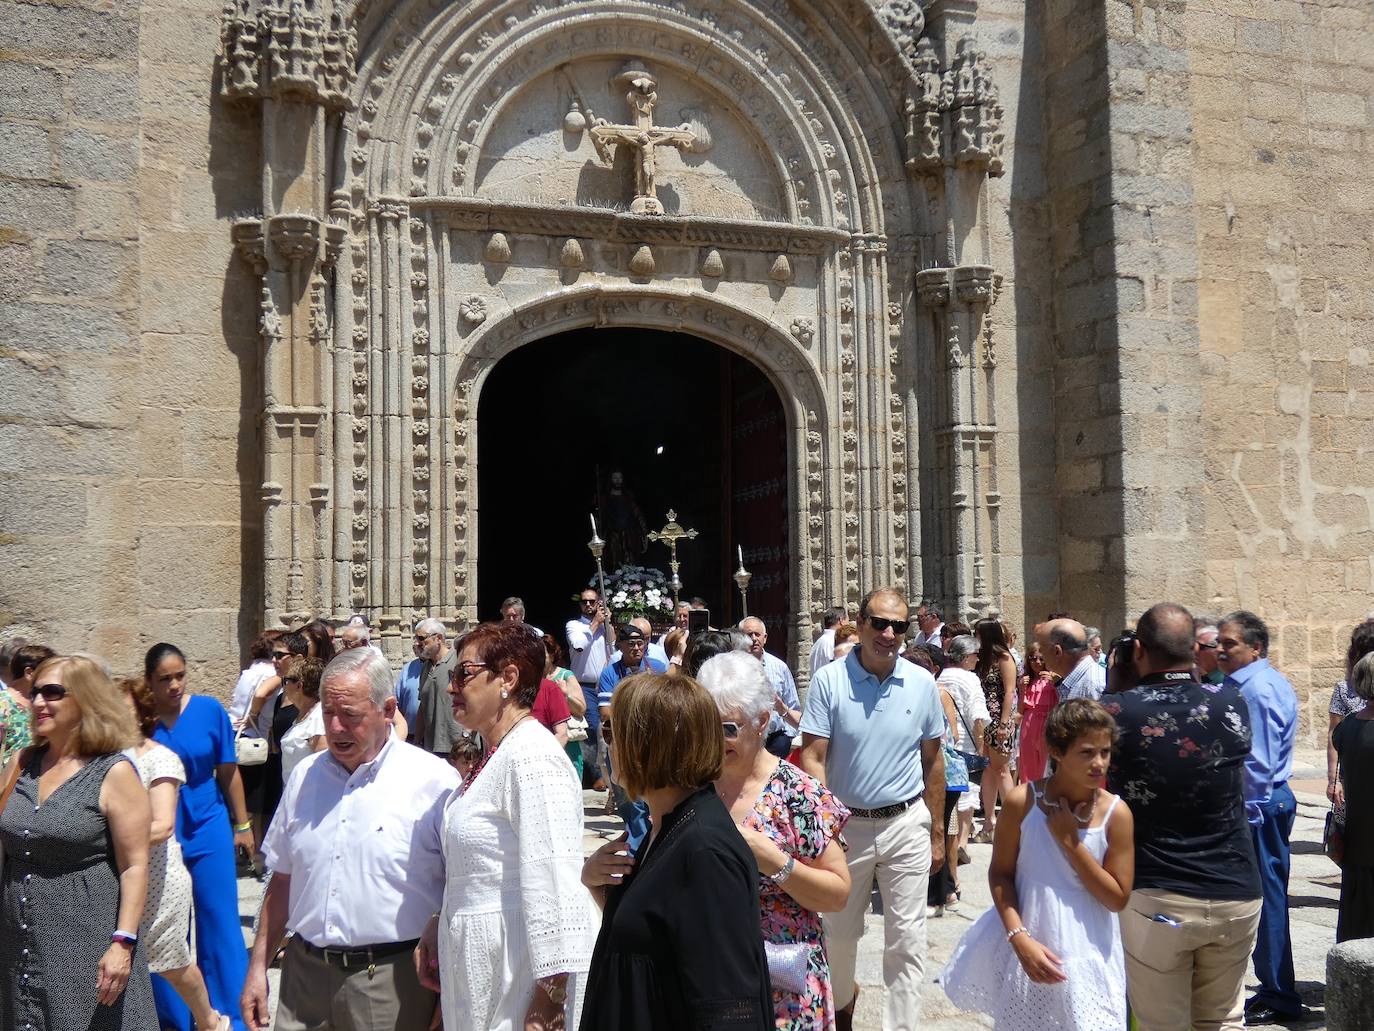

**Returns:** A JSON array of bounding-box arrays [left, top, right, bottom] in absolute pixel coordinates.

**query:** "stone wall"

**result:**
[[1187, 0, 1374, 736]]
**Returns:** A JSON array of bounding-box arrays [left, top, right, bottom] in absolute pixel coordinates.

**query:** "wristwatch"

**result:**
[[769, 855, 796, 884], [539, 979, 569, 1006]]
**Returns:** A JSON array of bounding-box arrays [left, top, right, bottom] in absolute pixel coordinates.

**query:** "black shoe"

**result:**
[[1244, 1002, 1300, 1026]]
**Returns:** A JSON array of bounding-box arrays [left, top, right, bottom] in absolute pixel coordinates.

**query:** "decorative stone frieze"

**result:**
[[220, 0, 357, 110]]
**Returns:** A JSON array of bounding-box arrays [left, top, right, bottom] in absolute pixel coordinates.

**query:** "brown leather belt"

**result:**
[[848, 793, 924, 820], [300, 937, 420, 969]]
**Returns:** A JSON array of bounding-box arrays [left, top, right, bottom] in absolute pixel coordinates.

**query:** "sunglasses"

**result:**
[[865, 616, 911, 635], [1196, 641, 1219, 651], [33, 683, 68, 702], [281, 676, 301, 685], [721, 721, 740, 740], [580, 598, 599, 605], [452, 661, 494, 684], [272, 650, 291, 659]]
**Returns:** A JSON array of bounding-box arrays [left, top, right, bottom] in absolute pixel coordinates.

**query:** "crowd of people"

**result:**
[[0, 586, 1361, 1031]]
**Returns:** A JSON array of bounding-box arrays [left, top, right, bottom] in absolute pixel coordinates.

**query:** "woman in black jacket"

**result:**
[[580, 671, 772, 1030]]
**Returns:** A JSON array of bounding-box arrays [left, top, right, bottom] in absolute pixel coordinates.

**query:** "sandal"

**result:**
[[971, 829, 994, 844]]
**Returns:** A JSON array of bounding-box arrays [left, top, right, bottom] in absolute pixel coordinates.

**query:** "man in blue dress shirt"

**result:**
[[1218, 610, 1302, 1025]]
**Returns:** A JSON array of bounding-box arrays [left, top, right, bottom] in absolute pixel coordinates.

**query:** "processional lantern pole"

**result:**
[[588, 514, 613, 662], [733, 544, 752, 619], [648, 509, 698, 607]]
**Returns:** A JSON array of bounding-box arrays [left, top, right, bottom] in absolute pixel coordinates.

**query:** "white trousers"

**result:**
[[823, 802, 932, 1031]]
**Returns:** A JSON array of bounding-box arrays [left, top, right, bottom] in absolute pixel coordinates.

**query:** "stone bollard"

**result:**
[[1327, 938, 1374, 1030]]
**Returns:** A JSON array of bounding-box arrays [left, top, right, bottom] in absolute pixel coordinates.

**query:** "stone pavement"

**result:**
[[236, 761, 1345, 1030]]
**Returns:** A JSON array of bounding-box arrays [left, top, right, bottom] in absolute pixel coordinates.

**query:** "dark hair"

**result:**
[[541, 633, 566, 670], [1044, 698, 1118, 755], [1046, 623, 1088, 654], [448, 735, 483, 764], [859, 586, 908, 621], [822, 606, 847, 630], [1220, 610, 1268, 656], [144, 642, 186, 681], [684, 630, 741, 677], [115, 675, 158, 738], [610, 672, 722, 797], [299, 620, 335, 662], [10, 643, 55, 682], [462, 622, 544, 707], [973, 618, 1011, 676], [1347, 621, 1374, 681], [905, 646, 938, 675], [942, 621, 971, 640], [1136, 602, 1196, 667], [280, 631, 310, 658], [296, 657, 325, 701], [249, 632, 277, 662], [1047, 611, 1072, 620], [922, 603, 943, 622]]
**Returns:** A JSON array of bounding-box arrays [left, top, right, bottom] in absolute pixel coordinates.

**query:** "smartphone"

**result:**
[[687, 608, 710, 634]]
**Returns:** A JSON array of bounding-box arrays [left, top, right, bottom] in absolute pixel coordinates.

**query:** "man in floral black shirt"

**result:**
[[1104, 602, 1262, 1031]]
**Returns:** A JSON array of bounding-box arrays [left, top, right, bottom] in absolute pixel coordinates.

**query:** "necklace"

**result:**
[[1071, 789, 1099, 825], [462, 713, 530, 792]]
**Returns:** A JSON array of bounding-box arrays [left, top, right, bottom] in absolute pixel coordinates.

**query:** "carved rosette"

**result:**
[[408, 208, 431, 613], [220, 0, 357, 111], [837, 247, 859, 600]]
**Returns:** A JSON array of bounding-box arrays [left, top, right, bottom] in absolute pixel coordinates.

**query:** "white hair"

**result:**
[[697, 651, 773, 724], [415, 617, 446, 638], [322, 647, 393, 708], [738, 616, 766, 633], [946, 634, 978, 662], [341, 623, 370, 644]]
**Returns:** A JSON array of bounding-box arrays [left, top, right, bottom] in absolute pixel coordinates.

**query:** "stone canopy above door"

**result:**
[[220, 0, 1010, 666]]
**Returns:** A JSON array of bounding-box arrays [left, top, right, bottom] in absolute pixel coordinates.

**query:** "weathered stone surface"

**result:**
[[0, 62, 64, 123], [1328, 938, 1374, 1030]]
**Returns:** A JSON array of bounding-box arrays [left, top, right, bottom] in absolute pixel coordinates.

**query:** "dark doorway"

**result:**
[[476, 328, 791, 655]]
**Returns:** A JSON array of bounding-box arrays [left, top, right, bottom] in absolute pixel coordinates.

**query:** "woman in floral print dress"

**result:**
[[700, 651, 851, 1029]]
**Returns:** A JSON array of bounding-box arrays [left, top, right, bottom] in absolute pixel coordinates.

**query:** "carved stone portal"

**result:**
[[588, 63, 700, 215]]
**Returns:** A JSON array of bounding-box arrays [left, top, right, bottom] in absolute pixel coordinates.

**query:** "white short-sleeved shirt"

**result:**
[[262, 736, 459, 948], [937, 667, 991, 750], [799, 650, 945, 809], [278, 703, 326, 783]]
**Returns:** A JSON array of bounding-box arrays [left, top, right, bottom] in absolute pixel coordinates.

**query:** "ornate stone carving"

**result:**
[[559, 237, 584, 269], [484, 232, 511, 263], [903, 36, 1005, 177], [219, 0, 357, 111], [700, 248, 725, 278], [769, 254, 793, 283], [790, 317, 814, 346], [459, 296, 488, 325], [587, 63, 699, 216], [628, 244, 656, 277]]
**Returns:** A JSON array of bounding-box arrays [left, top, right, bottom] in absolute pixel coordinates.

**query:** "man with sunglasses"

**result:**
[[412, 618, 461, 757], [1194, 617, 1225, 685], [799, 587, 946, 1031], [566, 588, 614, 788]]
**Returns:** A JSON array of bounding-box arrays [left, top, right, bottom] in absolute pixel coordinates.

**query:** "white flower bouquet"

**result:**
[[592, 564, 675, 626]]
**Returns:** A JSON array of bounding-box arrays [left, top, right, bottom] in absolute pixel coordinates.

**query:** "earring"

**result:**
[[500, 689, 508, 700]]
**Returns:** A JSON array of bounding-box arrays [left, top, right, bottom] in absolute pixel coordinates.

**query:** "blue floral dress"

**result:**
[[743, 759, 850, 1030]]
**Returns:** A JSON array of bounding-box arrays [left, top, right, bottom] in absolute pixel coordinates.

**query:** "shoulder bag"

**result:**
[[949, 690, 989, 773], [235, 726, 269, 767]]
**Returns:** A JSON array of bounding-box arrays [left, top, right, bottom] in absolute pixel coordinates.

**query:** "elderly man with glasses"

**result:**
[[566, 587, 614, 788], [800, 588, 946, 1031], [411, 618, 461, 757]]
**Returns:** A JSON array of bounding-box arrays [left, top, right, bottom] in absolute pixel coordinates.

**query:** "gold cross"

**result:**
[[589, 66, 697, 215], [648, 509, 698, 604]]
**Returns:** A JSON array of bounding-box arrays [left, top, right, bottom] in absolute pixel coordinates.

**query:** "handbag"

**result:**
[[764, 940, 810, 995], [950, 693, 989, 772], [565, 716, 589, 743], [1324, 810, 1346, 867], [235, 727, 269, 767]]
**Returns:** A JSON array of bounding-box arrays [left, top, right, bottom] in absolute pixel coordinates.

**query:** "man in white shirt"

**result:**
[[808, 606, 849, 678], [739, 617, 802, 757], [913, 603, 945, 649], [566, 587, 613, 788], [1037, 618, 1107, 703], [241, 648, 459, 1031]]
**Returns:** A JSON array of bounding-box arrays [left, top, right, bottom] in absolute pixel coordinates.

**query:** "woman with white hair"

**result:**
[[698, 651, 852, 1030]]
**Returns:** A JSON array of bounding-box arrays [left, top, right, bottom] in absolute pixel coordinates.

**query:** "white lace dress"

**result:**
[[438, 719, 595, 1030], [123, 743, 194, 973], [938, 786, 1126, 1029]]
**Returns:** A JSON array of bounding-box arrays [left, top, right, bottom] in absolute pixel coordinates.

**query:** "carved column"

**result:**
[[222, 0, 356, 629], [902, 2, 1007, 622]]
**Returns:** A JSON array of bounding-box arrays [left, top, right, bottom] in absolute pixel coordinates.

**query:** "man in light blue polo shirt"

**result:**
[[800, 587, 945, 1031]]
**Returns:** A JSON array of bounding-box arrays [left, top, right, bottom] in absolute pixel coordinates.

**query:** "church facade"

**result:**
[[2, 0, 1371, 731]]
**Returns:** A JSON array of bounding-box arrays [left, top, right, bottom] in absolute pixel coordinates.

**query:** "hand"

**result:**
[[929, 832, 946, 874], [735, 824, 788, 875], [582, 832, 635, 888], [415, 913, 442, 993], [234, 826, 255, 855], [1010, 933, 1066, 984], [241, 964, 271, 1031], [1329, 779, 1345, 807], [96, 942, 132, 1006], [524, 979, 567, 1030], [1045, 795, 1088, 851]]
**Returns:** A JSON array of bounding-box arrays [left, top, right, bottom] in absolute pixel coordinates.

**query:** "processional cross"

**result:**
[[590, 66, 697, 215], [648, 510, 698, 605]]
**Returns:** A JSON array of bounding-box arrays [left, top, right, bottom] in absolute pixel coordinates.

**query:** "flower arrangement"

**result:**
[[591, 564, 675, 625]]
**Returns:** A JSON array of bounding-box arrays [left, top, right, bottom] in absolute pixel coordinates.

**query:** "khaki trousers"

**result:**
[[275, 936, 437, 1031], [1122, 889, 1262, 1031], [822, 802, 932, 1031]]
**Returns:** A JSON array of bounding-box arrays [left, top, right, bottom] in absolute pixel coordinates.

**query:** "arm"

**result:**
[[553, 722, 569, 748], [920, 737, 945, 872], [1045, 795, 1135, 912], [247, 676, 280, 726], [998, 654, 1017, 723], [558, 673, 588, 717], [1240, 686, 1272, 825], [989, 784, 1066, 984], [391, 708, 409, 742], [216, 762, 255, 853], [1329, 712, 1344, 806], [99, 761, 152, 1005], [798, 733, 829, 783], [147, 778, 180, 846], [940, 688, 959, 741], [737, 828, 850, 912], [242, 872, 291, 1031]]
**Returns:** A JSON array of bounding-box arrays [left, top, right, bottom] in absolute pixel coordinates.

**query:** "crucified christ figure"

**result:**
[[589, 65, 697, 215]]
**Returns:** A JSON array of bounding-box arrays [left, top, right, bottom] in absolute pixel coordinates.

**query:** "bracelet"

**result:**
[[112, 930, 138, 945], [1006, 926, 1028, 942], [233, 821, 252, 833], [769, 855, 796, 885]]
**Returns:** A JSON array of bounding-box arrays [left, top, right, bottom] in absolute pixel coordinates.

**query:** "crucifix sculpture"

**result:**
[[648, 509, 698, 605], [589, 64, 697, 215]]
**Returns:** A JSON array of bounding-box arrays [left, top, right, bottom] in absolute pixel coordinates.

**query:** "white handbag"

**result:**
[[565, 716, 590, 743], [235, 727, 268, 767]]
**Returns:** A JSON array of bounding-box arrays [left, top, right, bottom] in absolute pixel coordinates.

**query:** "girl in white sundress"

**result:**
[[118, 677, 230, 1031], [939, 698, 1135, 1030]]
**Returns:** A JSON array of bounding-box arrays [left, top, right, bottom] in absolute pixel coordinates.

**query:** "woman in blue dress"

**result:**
[[146, 643, 253, 1031]]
